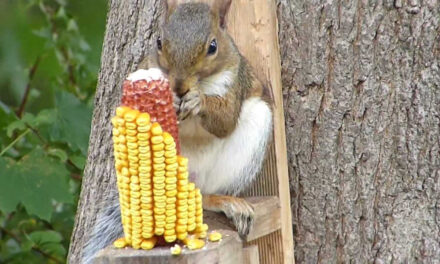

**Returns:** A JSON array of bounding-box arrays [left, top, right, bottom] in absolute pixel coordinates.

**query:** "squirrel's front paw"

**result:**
[[178, 90, 202, 121], [173, 92, 181, 113]]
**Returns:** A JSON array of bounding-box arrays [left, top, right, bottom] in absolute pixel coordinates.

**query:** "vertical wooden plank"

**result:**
[[246, 230, 284, 264], [225, 1, 294, 264], [243, 245, 260, 264]]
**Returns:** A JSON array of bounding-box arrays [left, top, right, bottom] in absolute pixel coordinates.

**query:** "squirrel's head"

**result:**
[[157, 0, 233, 96]]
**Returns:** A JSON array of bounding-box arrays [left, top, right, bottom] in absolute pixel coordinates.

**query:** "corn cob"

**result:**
[[111, 68, 212, 251]]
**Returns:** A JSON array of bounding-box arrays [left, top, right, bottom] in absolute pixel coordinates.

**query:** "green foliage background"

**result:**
[[0, 0, 107, 262]]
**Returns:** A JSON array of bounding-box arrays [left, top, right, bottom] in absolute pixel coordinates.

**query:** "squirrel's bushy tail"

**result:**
[[82, 193, 123, 264]]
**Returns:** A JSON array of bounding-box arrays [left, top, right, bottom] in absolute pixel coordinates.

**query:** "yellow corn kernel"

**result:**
[[152, 143, 165, 151], [151, 123, 163, 135], [165, 149, 177, 158], [197, 231, 207, 239], [208, 231, 222, 242], [153, 163, 166, 171], [165, 143, 176, 151], [165, 177, 177, 184], [166, 190, 178, 197], [186, 238, 205, 250], [170, 244, 181, 255], [165, 171, 177, 177], [176, 225, 187, 233], [199, 224, 209, 233], [124, 109, 140, 122], [116, 106, 131, 117], [177, 232, 187, 240], [126, 122, 137, 130], [155, 227, 165, 236], [163, 132, 174, 144], [177, 156, 188, 166], [141, 237, 157, 250], [138, 125, 151, 133], [165, 156, 177, 164], [113, 238, 127, 248], [137, 132, 151, 140], [136, 113, 150, 126], [151, 136, 164, 145]]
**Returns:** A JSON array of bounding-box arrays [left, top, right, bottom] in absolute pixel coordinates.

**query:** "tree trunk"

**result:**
[[68, 1, 163, 263], [278, 0, 440, 263]]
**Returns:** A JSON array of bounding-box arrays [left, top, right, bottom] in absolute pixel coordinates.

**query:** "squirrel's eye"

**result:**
[[207, 39, 217, 55], [157, 37, 162, 51]]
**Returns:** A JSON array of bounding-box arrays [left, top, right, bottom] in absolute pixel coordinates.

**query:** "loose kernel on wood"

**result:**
[[208, 231, 222, 242], [170, 244, 182, 255]]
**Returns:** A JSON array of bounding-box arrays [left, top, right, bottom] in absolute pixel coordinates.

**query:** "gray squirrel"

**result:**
[[82, 1, 272, 263]]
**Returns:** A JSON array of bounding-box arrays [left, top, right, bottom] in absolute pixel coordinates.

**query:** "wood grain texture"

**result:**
[[245, 197, 281, 241], [94, 230, 243, 264], [243, 245, 260, 264], [278, 0, 440, 263]]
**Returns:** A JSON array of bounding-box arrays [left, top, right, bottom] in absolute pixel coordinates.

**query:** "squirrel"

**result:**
[[82, 1, 272, 263]]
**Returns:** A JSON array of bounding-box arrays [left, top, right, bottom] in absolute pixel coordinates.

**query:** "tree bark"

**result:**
[[68, 1, 163, 263], [278, 0, 440, 263]]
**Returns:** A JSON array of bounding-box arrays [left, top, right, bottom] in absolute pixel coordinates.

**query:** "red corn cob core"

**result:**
[[121, 69, 180, 153]]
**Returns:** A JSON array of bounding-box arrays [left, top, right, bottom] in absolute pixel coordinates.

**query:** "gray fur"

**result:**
[[82, 193, 123, 264]]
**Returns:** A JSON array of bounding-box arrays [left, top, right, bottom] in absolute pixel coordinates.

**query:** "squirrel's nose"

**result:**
[[173, 78, 187, 97]]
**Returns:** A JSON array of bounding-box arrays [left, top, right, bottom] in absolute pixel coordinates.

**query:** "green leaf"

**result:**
[[28, 230, 63, 244], [47, 148, 67, 162], [69, 154, 86, 170], [56, 7, 67, 19], [0, 104, 18, 145], [7, 110, 55, 137], [35, 109, 56, 126], [23, 230, 66, 259], [0, 148, 73, 221], [32, 27, 51, 40], [48, 91, 92, 156], [67, 19, 78, 32], [6, 120, 26, 137]]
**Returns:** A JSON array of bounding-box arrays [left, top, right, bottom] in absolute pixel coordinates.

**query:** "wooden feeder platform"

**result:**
[[94, 197, 280, 264]]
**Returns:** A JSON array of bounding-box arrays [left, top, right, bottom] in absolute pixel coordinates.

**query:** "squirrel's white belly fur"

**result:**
[[179, 97, 272, 195]]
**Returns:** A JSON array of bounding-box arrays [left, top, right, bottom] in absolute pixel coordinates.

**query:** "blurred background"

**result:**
[[0, 0, 107, 262]]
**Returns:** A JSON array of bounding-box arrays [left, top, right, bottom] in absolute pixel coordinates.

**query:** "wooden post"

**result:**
[[225, 1, 295, 263]]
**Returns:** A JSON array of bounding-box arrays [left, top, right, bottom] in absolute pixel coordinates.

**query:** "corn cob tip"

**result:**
[[127, 68, 165, 82]]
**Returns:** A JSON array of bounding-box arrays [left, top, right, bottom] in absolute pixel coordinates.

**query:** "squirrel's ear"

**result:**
[[212, 0, 232, 28], [165, 0, 178, 13]]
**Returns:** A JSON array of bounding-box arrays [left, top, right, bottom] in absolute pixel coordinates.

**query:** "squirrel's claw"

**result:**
[[178, 90, 201, 121], [223, 198, 254, 239]]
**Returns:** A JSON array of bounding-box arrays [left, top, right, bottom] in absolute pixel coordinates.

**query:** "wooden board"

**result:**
[[243, 245, 260, 264], [203, 196, 281, 242], [245, 197, 281, 241], [94, 230, 242, 264], [225, 1, 295, 263]]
